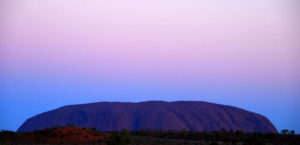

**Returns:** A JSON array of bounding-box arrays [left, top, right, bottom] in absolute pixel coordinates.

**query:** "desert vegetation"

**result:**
[[0, 126, 299, 145]]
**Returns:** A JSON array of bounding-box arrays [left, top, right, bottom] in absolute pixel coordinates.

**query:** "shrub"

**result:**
[[105, 129, 131, 145]]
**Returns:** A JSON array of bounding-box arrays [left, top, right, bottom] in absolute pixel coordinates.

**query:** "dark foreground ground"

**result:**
[[1, 126, 299, 145]]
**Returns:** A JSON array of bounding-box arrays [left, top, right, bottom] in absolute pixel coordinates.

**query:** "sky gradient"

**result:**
[[1, 0, 300, 132]]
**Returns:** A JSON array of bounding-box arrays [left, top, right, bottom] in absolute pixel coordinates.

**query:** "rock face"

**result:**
[[18, 101, 277, 133]]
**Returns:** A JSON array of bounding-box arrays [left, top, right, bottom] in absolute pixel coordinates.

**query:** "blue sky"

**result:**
[[1, 0, 300, 133]]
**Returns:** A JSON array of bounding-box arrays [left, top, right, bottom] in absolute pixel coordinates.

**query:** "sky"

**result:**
[[1, 0, 299, 132]]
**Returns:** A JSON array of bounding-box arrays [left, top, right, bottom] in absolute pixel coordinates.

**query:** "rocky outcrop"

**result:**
[[18, 101, 277, 133]]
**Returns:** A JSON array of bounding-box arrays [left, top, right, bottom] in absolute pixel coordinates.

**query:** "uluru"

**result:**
[[18, 101, 277, 133]]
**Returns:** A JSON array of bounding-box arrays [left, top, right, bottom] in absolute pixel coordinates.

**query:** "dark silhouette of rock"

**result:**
[[18, 101, 277, 133]]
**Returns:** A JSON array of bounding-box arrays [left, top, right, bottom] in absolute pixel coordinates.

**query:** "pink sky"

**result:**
[[1, 0, 300, 132]]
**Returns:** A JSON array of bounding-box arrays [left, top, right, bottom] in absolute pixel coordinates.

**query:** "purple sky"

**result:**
[[1, 0, 300, 132]]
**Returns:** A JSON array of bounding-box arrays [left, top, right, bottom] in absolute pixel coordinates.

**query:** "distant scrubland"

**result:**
[[0, 126, 299, 145]]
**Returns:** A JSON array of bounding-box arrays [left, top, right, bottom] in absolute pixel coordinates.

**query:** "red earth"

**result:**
[[1, 126, 107, 144]]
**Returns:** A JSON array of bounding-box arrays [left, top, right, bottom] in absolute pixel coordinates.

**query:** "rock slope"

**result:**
[[18, 101, 277, 133]]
